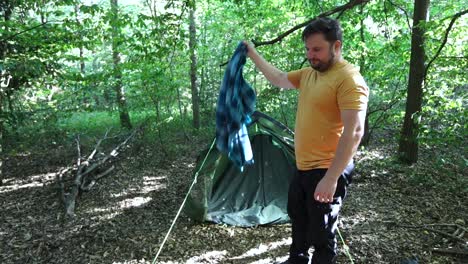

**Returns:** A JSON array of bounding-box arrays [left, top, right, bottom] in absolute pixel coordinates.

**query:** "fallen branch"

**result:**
[[392, 222, 468, 233], [56, 121, 147, 218], [388, 222, 467, 244], [425, 227, 466, 244], [252, 0, 370, 47], [432, 248, 468, 257]]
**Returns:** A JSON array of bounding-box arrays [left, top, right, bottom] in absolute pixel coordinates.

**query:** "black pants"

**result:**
[[287, 163, 354, 264]]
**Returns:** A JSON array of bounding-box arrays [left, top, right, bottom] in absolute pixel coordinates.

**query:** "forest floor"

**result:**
[[1, 131, 467, 264]]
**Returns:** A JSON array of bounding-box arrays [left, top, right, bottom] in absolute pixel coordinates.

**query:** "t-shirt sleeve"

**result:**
[[287, 69, 304, 89], [337, 74, 369, 110]]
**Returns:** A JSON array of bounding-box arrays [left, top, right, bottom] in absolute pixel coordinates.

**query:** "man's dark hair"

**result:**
[[302, 17, 342, 43]]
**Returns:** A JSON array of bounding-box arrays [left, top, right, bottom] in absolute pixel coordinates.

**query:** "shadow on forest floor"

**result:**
[[1, 133, 467, 264]]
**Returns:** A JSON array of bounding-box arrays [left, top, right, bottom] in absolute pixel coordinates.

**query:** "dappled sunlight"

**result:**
[[0, 171, 58, 194], [142, 237, 292, 263], [356, 148, 387, 162], [86, 207, 122, 221], [250, 255, 289, 264], [118, 196, 152, 209], [182, 162, 195, 169], [84, 196, 153, 216], [81, 173, 166, 223], [85, 195, 153, 221], [185, 250, 228, 263], [158, 238, 291, 263], [85, 175, 166, 220], [341, 210, 382, 230], [141, 176, 167, 194], [110, 176, 167, 198], [230, 237, 291, 260]]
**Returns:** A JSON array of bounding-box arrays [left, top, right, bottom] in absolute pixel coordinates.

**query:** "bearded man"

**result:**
[[245, 17, 369, 264]]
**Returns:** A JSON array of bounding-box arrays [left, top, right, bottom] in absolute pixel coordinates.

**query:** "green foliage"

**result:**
[[405, 148, 467, 196], [1, 0, 466, 168]]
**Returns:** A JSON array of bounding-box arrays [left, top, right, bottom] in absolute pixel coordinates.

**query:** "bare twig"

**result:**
[[87, 129, 111, 162], [56, 167, 72, 205], [432, 248, 468, 257], [1, 21, 49, 42], [393, 222, 467, 232], [425, 227, 466, 243], [390, 222, 467, 243], [367, 98, 400, 116], [253, 0, 370, 47], [59, 120, 148, 218], [219, 0, 370, 67], [387, 0, 411, 31], [424, 9, 468, 83], [76, 136, 82, 167], [81, 165, 116, 191]]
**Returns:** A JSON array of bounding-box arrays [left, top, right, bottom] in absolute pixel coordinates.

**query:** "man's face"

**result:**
[[305, 33, 339, 72]]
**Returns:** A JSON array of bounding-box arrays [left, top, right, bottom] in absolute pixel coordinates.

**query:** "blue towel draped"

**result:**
[[216, 42, 256, 171]]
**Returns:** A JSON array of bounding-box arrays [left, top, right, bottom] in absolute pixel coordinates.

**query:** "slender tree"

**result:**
[[359, 4, 371, 146], [189, 2, 200, 129], [398, 0, 430, 163], [110, 0, 132, 129], [0, 1, 14, 186], [75, 4, 85, 74]]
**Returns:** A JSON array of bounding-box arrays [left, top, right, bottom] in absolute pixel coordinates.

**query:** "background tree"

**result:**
[[110, 0, 132, 129], [189, 1, 200, 129], [398, 0, 431, 163], [0, 0, 466, 174]]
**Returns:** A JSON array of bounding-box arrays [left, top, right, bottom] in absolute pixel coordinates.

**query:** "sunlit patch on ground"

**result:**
[[83, 174, 166, 220], [118, 196, 152, 209], [0, 172, 58, 194], [249, 255, 289, 264], [1, 138, 466, 264], [154, 238, 291, 264], [185, 250, 228, 263], [112, 259, 150, 264], [111, 176, 167, 198], [85, 207, 122, 221], [230, 238, 291, 260], [141, 176, 167, 193]]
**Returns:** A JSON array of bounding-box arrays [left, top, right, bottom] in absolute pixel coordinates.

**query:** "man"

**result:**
[[244, 17, 368, 264]]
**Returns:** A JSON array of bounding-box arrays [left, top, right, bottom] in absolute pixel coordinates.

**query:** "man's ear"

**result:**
[[334, 40, 342, 52]]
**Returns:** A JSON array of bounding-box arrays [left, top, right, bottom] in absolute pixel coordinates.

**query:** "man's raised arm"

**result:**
[[244, 41, 295, 90]]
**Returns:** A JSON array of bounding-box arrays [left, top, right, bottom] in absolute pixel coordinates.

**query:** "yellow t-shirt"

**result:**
[[287, 60, 369, 170]]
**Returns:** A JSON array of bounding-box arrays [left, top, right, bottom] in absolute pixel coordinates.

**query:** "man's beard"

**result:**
[[309, 47, 336, 72]]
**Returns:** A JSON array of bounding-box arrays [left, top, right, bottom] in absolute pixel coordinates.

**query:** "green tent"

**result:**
[[185, 111, 296, 227]]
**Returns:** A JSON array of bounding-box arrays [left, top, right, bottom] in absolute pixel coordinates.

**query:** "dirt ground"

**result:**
[[1, 136, 467, 264]]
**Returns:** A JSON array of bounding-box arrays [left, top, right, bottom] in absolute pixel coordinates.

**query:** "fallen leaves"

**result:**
[[0, 136, 466, 264]]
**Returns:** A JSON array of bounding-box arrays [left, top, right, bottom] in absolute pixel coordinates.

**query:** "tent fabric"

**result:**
[[216, 42, 256, 171], [185, 111, 296, 227]]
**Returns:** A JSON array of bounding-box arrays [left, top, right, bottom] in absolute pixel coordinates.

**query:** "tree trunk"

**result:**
[[0, 3, 13, 186], [189, 4, 200, 129], [398, 0, 430, 163], [75, 3, 88, 108], [359, 5, 371, 146], [0, 86, 3, 186], [75, 4, 85, 74], [110, 0, 132, 129]]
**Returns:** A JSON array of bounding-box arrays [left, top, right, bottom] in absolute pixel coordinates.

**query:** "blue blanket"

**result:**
[[216, 42, 256, 171]]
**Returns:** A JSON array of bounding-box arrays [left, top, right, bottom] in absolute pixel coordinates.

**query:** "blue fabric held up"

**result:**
[[216, 42, 256, 171]]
